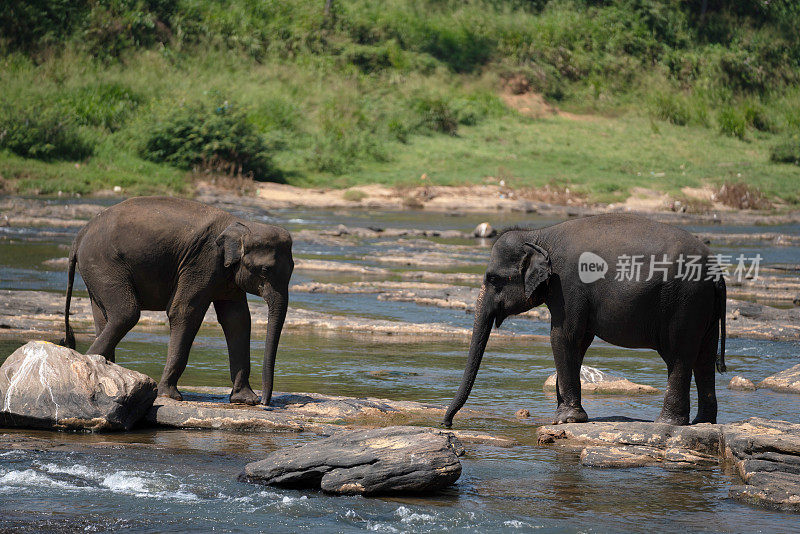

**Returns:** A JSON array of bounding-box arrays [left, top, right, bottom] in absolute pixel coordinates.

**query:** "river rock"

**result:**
[[239, 426, 463, 495], [538, 417, 800, 512], [0, 341, 157, 431], [543, 366, 660, 395], [728, 375, 757, 391], [723, 418, 800, 512], [474, 222, 496, 238], [759, 364, 800, 394], [537, 419, 723, 465]]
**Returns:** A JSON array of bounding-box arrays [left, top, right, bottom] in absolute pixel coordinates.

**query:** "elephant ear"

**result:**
[[215, 222, 250, 267], [522, 242, 551, 299]]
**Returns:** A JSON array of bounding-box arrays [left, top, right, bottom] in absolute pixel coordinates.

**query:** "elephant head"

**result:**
[[443, 231, 551, 427], [216, 221, 294, 406]]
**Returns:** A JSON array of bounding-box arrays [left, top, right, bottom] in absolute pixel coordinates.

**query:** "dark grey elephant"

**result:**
[[63, 196, 294, 406], [443, 214, 726, 427]]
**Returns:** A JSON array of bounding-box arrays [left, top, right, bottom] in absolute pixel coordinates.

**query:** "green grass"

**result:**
[[1, 0, 799, 204]]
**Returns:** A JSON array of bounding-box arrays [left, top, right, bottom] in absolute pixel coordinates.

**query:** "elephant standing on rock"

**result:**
[[443, 214, 727, 427], [63, 196, 294, 406]]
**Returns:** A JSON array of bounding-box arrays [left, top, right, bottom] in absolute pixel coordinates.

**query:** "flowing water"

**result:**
[[1, 199, 799, 532]]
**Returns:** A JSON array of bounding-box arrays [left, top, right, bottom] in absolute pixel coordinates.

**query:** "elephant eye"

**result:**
[[260, 266, 270, 276], [486, 274, 504, 287]]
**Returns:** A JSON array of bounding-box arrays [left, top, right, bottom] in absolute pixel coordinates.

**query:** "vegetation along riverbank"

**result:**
[[1, 1, 799, 208]]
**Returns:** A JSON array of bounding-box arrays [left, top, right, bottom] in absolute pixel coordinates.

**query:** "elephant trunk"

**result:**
[[260, 286, 288, 406], [442, 285, 494, 427]]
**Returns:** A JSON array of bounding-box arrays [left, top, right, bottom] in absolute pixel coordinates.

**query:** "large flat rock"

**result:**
[[543, 366, 660, 395], [537, 417, 800, 512], [723, 418, 800, 511], [0, 341, 157, 431], [147, 388, 443, 434], [239, 426, 463, 495], [759, 364, 800, 394]]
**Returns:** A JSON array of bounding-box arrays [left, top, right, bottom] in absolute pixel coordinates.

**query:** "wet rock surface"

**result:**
[[724, 419, 800, 512], [729, 375, 757, 391], [759, 364, 800, 394], [543, 366, 660, 395], [147, 388, 444, 434], [239, 426, 463, 495], [538, 417, 800, 512], [0, 341, 157, 431]]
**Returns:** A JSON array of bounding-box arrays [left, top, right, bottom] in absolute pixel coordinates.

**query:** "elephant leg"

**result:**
[[692, 333, 718, 424], [86, 292, 139, 363], [90, 298, 107, 336], [214, 299, 258, 405], [551, 328, 591, 424], [655, 355, 694, 426], [159, 297, 209, 401]]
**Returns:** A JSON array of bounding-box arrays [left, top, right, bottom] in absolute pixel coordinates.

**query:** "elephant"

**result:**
[[62, 196, 294, 406], [442, 213, 727, 427]]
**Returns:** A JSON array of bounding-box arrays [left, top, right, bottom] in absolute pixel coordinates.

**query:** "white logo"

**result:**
[[578, 252, 608, 283]]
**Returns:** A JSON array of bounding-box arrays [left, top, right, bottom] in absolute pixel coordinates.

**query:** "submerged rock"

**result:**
[[728, 375, 757, 391], [759, 364, 800, 394], [240, 426, 463, 495], [543, 366, 660, 395], [0, 341, 157, 431]]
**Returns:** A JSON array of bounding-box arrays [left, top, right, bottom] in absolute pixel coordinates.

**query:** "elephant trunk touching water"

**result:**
[[260, 284, 289, 406], [443, 214, 726, 428], [443, 284, 493, 427]]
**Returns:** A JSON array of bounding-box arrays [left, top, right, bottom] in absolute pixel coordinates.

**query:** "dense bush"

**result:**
[[717, 106, 747, 139], [142, 101, 278, 181], [57, 82, 142, 131], [770, 136, 800, 165], [0, 106, 94, 160]]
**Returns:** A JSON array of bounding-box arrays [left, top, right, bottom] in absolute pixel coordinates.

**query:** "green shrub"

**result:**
[[307, 97, 388, 174], [0, 106, 94, 160], [651, 92, 691, 126], [58, 82, 142, 131], [412, 96, 458, 135], [770, 135, 800, 164], [742, 100, 775, 132], [142, 101, 278, 181], [718, 106, 747, 139]]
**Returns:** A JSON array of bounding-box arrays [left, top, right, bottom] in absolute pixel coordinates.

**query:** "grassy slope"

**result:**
[[1, 0, 799, 203]]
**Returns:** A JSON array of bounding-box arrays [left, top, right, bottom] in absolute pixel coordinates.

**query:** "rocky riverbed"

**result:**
[[538, 417, 800, 512]]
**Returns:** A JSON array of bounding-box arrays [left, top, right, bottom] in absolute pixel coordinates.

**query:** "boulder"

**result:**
[[728, 375, 757, 391], [239, 426, 463, 495], [543, 366, 660, 395], [759, 364, 800, 394], [473, 222, 496, 238], [723, 418, 800, 512], [0, 341, 157, 431]]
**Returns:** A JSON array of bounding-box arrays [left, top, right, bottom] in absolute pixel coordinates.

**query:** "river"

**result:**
[[1, 199, 799, 532]]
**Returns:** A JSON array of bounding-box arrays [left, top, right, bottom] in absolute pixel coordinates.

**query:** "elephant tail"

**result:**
[[60, 239, 78, 349], [715, 277, 726, 373]]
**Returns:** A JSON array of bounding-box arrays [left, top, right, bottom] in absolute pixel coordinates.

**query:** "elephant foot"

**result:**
[[230, 386, 259, 405], [553, 405, 588, 424], [691, 410, 717, 425], [654, 411, 689, 426], [157, 383, 183, 401]]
